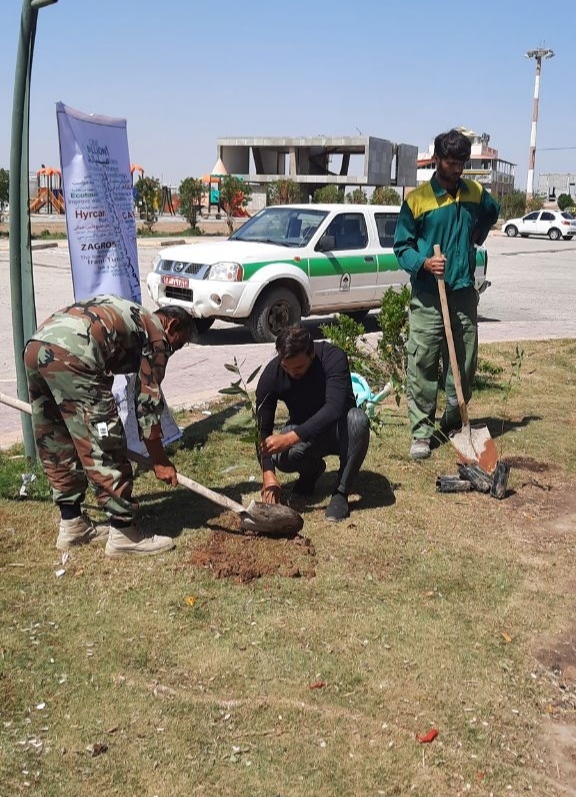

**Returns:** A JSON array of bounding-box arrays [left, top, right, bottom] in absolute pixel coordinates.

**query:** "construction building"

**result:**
[[416, 127, 515, 196], [215, 136, 418, 210], [538, 173, 576, 202]]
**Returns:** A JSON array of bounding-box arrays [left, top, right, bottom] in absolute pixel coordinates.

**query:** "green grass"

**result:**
[[0, 339, 575, 795]]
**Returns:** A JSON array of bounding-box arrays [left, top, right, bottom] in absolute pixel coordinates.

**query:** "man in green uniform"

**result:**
[[24, 295, 196, 556], [393, 129, 500, 459]]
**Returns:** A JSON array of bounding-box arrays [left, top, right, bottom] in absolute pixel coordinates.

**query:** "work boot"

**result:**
[[410, 438, 431, 460], [105, 525, 175, 557], [432, 414, 462, 449], [439, 413, 461, 436], [325, 492, 350, 522], [56, 514, 108, 551], [293, 461, 326, 496]]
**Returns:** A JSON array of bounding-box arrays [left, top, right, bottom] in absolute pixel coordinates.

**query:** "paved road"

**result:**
[[1, 233, 575, 447]]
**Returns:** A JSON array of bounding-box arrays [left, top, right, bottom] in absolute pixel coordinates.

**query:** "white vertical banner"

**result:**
[[56, 102, 180, 454], [56, 102, 141, 301]]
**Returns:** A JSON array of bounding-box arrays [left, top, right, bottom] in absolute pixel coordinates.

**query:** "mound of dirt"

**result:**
[[189, 531, 316, 584]]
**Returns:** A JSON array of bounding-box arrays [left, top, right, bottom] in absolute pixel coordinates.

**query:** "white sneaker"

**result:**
[[56, 514, 108, 551], [105, 525, 175, 557], [410, 438, 431, 460]]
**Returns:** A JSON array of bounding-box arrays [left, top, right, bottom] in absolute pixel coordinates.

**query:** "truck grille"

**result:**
[[160, 259, 203, 275], [165, 286, 193, 301]]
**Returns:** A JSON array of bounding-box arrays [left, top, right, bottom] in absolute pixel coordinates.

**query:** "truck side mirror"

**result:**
[[316, 234, 335, 252]]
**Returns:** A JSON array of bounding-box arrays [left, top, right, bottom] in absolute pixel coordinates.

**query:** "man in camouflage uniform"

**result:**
[[24, 294, 196, 557]]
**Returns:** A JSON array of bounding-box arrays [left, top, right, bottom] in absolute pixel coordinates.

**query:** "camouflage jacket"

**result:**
[[29, 294, 171, 440]]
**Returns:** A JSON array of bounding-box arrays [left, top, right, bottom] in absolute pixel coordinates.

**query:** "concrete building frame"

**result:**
[[216, 136, 418, 200]]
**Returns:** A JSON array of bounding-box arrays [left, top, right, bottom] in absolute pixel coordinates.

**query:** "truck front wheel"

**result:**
[[193, 318, 215, 334], [248, 287, 302, 343]]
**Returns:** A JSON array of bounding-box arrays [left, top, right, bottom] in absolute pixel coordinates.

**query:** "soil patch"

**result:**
[[504, 455, 553, 473], [189, 530, 316, 584]]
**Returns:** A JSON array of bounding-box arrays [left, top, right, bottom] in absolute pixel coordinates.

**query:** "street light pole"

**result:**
[[9, 0, 58, 458], [524, 47, 554, 200]]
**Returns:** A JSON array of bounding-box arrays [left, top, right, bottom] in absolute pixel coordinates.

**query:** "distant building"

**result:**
[[416, 127, 515, 197], [216, 136, 418, 207], [538, 173, 576, 202]]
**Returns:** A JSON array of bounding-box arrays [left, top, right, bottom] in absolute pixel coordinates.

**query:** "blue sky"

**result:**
[[0, 0, 572, 191]]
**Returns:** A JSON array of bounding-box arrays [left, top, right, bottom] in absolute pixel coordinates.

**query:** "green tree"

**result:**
[[346, 188, 368, 204], [219, 176, 253, 235], [312, 185, 344, 204], [499, 189, 526, 220], [0, 168, 8, 219], [371, 186, 402, 205], [557, 193, 575, 211], [134, 175, 161, 232], [526, 194, 545, 212], [267, 179, 301, 205], [178, 177, 205, 230]]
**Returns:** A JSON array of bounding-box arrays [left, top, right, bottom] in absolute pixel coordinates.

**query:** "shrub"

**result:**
[[134, 176, 161, 232], [526, 194, 545, 212], [499, 190, 526, 220], [313, 185, 344, 204], [346, 188, 368, 204], [267, 179, 301, 205], [220, 176, 253, 235], [179, 177, 205, 230], [557, 193, 574, 211], [371, 186, 401, 205]]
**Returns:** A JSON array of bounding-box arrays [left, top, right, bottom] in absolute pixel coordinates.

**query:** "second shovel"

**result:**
[[434, 244, 498, 473]]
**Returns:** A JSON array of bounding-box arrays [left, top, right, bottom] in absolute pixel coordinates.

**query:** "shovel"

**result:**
[[434, 245, 498, 473], [0, 391, 304, 537]]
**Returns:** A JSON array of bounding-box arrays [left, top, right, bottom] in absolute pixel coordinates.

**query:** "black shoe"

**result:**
[[432, 415, 461, 448], [293, 461, 326, 496], [325, 492, 350, 522], [440, 414, 461, 436]]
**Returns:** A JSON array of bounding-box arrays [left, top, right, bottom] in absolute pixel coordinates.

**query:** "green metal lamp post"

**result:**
[[9, 0, 58, 458]]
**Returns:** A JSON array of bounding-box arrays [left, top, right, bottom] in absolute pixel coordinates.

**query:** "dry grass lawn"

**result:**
[[1, 339, 575, 796]]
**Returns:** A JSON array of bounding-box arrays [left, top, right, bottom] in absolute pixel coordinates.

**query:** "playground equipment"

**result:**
[[201, 157, 228, 214], [130, 163, 144, 181], [29, 166, 64, 214], [159, 185, 177, 216], [228, 190, 250, 217]]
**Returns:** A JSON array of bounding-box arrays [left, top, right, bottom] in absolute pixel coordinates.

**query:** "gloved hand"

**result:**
[[261, 470, 281, 504]]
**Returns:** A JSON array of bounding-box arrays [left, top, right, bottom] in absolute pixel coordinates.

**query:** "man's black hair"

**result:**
[[434, 129, 472, 162], [275, 326, 314, 360], [155, 305, 197, 341]]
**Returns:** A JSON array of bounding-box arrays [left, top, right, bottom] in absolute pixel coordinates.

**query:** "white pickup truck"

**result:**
[[146, 203, 490, 343]]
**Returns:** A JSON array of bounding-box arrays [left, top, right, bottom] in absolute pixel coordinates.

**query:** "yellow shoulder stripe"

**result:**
[[406, 182, 441, 219], [407, 179, 484, 220]]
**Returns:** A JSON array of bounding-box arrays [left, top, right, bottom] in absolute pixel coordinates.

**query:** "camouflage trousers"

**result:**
[[24, 340, 136, 521]]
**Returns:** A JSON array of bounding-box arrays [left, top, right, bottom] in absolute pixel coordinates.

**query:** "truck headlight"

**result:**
[[206, 262, 243, 281], [153, 254, 162, 271]]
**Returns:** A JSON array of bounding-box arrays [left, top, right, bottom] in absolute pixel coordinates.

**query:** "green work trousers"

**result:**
[[406, 286, 478, 439]]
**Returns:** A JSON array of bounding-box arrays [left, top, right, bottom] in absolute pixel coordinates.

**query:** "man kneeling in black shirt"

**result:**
[[256, 326, 370, 522]]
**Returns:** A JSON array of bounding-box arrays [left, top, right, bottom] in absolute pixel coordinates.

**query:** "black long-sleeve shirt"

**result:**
[[256, 341, 356, 451]]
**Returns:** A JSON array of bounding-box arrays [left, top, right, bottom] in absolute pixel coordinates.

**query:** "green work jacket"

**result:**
[[393, 174, 500, 294]]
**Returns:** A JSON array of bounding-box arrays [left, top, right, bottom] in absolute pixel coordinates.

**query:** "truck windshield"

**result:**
[[229, 207, 328, 247]]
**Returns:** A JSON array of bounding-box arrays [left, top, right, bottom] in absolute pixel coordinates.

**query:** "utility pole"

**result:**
[[524, 47, 554, 200], [9, 0, 58, 458]]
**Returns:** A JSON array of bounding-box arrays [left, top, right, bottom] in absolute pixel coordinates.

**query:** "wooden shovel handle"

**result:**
[[123, 449, 248, 516], [433, 245, 469, 427], [0, 391, 248, 516]]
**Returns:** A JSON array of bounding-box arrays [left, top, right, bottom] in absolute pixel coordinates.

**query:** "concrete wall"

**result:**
[[366, 137, 393, 185], [219, 146, 249, 175]]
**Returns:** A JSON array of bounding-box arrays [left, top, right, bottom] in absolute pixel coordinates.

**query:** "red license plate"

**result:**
[[161, 275, 189, 289]]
